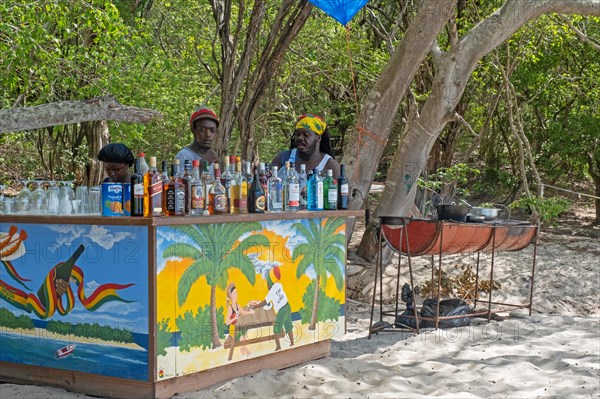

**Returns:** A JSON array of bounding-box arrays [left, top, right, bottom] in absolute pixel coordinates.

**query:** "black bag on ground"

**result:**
[[394, 283, 419, 329], [420, 298, 472, 329]]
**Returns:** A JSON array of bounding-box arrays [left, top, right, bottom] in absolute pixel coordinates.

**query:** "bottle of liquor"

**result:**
[[228, 155, 238, 214], [323, 169, 338, 210], [248, 165, 266, 213], [258, 162, 269, 211], [181, 160, 192, 214], [268, 166, 283, 212], [286, 162, 300, 212], [144, 156, 163, 216], [337, 164, 349, 210], [36, 244, 85, 308], [235, 157, 248, 214], [189, 159, 204, 216], [280, 162, 290, 211], [163, 160, 185, 216], [161, 160, 169, 181], [220, 156, 233, 213], [131, 158, 145, 216], [244, 160, 254, 186], [307, 168, 324, 211], [201, 161, 213, 216], [299, 164, 308, 210], [208, 162, 228, 215], [138, 152, 150, 175]]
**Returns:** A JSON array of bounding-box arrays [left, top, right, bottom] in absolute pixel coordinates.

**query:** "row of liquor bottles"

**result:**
[[129, 155, 349, 217]]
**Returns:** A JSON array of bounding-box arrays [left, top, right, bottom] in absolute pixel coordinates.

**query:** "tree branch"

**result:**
[[0, 96, 163, 133]]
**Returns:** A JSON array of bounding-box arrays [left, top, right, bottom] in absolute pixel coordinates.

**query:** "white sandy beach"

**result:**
[[1, 210, 599, 399]]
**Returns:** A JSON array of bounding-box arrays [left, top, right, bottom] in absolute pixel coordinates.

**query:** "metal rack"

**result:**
[[368, 217, 539, 338]]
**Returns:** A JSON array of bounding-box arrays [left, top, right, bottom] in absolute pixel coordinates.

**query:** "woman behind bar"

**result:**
[[97, 143, 134, 183]]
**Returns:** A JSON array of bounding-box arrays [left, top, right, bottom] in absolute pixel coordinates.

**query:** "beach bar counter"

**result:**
[[0, 210, 362, 398]]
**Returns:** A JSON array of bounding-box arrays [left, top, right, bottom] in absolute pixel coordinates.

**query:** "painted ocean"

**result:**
[[0, 333, 148, 381]]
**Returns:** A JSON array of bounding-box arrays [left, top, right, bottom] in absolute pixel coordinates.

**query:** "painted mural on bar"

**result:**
[[156, 217, 347, 380], [0, 223, 149, 381]]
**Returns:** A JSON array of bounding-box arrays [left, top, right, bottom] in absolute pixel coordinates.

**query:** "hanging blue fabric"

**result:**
[[308, 0, 369, 26]]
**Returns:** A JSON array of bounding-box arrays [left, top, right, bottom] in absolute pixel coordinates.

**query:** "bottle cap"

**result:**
[[139, 152, 145, 157], [192, 159, 199, 167]]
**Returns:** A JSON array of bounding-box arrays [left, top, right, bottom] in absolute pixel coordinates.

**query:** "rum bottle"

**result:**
[[208, 162, 228, 215], [131, 158, 145, 216], [144, 156, 163, 216], [248, 166, 266, 213]]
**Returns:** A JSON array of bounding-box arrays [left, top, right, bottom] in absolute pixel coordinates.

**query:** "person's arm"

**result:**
[[249, 299, 267, 309], [325, 157, 341, 180]]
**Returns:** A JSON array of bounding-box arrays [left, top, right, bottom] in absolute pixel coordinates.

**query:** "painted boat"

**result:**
[[380, 218, 536, 256], [56, 343, 77, 358]]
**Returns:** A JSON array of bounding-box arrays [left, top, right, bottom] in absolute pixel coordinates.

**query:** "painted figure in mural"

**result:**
[[271, 114, 340, 179], [175, 106, 220, 166], [97, 143, 135, 183], [250, 266, 294, 351], [225, 282, 253, 357]]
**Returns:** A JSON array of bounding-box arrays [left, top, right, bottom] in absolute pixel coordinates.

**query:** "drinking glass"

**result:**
[[17, 180, 33, 214], [88, 186, 101, 215], [58, 181, 75, 215], [2, 198, 15, 214], [31, 181, 47, 214], [47, 181, 60, 215]]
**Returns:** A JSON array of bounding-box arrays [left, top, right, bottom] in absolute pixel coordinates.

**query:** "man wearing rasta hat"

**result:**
[[175, 106, 220, 166], [97, 143, 134, 183], [250, 265, 294, 351], [272, 114, 340, 179]]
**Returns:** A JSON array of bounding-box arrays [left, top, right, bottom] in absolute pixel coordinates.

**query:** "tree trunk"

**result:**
[[341, 0, 459, 225], [210, 285, 222, 349], [588, 152, 600, 224], [308, 277, 320, 331], [212, 0, 312, 160], [84, 121, 110, 186], [355, 0, 600, 260]]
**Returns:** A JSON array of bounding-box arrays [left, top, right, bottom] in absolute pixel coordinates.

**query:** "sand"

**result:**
[[2, 211, 599, 398]]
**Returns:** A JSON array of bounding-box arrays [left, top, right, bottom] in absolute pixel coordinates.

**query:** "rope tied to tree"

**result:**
[[344, 25, 387, 177]]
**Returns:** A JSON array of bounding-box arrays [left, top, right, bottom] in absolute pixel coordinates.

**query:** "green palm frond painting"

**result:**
[[291, 217, 345, 330]]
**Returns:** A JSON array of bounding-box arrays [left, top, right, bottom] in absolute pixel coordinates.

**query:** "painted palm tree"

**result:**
[[163, 222, 269, 349], [292, 217, 345, 330]]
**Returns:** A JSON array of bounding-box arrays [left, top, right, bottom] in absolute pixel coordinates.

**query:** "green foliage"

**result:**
[[298, 281, 341, 325], [510, 196, 571, 223], [45, 320, 134, 343], [0, 308, 35, 329], [156, 318, 172, 356], [418, 163, 481, 203], [175, 305, 225, 352]]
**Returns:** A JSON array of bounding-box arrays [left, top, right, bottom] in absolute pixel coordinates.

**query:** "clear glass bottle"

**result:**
[[299, 164, 308, 210], [307, 168, 324, 211], [138, 152, 150, 175], [189, 159, 204, 215], [286, 163, 300, 212], [235, 157, 248, 214], [208, 162, 228, 215], [201, 161, 213, 216], [268, 166, 283, 212]]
